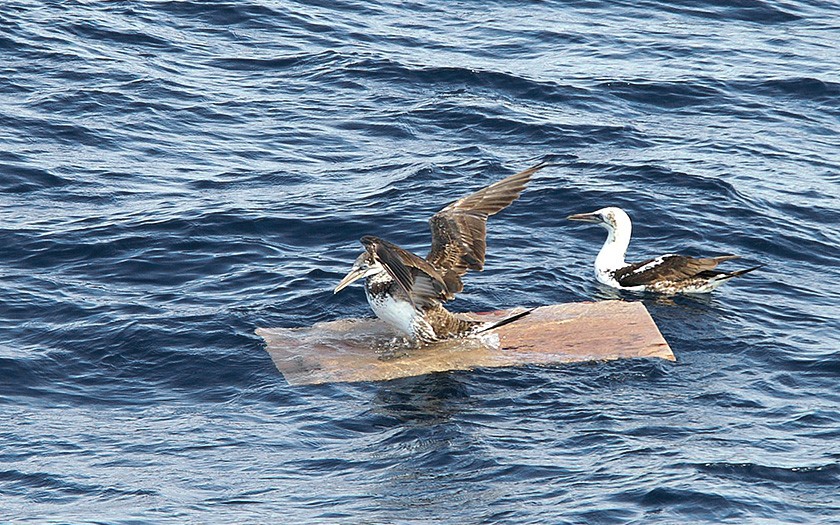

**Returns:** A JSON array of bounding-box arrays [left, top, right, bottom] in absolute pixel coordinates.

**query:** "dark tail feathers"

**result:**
[[475, 307, 534, 334], [700, 263, 763, 281], [724, 264, 764, 279]]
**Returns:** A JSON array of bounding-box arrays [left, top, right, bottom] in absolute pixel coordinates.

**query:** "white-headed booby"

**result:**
[[567, 206, 760, 294]]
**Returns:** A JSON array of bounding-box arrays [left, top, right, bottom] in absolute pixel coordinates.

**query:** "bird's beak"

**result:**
[[567, 212, 601, 223], [334, 268, 365, 294]]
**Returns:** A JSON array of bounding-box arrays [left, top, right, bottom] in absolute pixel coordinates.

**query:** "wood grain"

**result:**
[[256, 300, 674, 386]]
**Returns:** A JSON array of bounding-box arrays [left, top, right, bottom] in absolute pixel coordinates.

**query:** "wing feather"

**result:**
[[426, 161, 546, 298], [615, 254, 739, 287], [361, 236, 447, 308]]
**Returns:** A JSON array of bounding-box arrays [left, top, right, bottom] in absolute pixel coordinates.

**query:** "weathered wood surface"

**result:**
[[256, 300, 673, 386]]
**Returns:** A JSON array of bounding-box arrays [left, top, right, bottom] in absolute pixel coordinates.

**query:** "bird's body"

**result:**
[[334, 162, 545, 343], [568, 206, 760, 294], [362, 263, 474, 341]]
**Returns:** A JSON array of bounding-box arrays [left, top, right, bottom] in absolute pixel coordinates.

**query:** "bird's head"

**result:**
[[567, 206, 630, 233], [334, 251, 383, 293]]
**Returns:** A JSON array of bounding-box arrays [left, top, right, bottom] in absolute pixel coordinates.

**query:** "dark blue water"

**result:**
[[2, 0, 838, 522]]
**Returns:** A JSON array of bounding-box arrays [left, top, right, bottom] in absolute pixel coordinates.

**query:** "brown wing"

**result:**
[[615, 254, 739, 287], [361, 235, 448, 308], [426, 161, 546, 298]]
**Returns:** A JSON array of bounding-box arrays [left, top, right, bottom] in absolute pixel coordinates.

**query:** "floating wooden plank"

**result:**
[[256, 300, 673, 386]]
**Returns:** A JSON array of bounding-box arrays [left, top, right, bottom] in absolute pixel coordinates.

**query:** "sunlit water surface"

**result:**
[[1, 1, 838, 523]]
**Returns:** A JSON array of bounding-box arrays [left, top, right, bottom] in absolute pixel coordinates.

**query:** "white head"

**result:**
[[567, 206, 633, 272], [333, 251, 385, 293], [567, 206, 632, 235]]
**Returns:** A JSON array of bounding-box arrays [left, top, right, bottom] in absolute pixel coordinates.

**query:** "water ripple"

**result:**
[[0, 0, 838, 522]]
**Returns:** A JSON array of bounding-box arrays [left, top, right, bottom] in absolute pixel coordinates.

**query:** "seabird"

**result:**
[[334, 162, 547, 343], [567, 206, 760, 294]]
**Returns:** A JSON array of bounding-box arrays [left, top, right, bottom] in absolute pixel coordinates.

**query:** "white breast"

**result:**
[[365, 288, 418, 339], [595, 267, 621, 288]]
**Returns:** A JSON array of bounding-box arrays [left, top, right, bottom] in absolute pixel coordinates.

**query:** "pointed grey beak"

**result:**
[[334, 268, 365, 294], [567, 212, 601, 223]]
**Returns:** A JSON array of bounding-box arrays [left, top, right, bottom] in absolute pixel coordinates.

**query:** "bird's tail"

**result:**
[[703, 264, 763, 286], [723, 264, 764, 279], [475, 307, 534, 334]]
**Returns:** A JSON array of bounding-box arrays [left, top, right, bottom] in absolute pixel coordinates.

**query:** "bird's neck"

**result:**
[[365, 270, 398, 296], [595, 225, 630, 273]]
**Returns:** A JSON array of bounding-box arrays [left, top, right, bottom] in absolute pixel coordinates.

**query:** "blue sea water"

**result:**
[[1, 0, 839, 522]]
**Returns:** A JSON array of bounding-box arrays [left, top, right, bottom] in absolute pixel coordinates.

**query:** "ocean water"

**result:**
[[1, 0, 838, 523]]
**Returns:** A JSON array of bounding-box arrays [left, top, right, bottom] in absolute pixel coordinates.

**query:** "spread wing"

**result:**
[[614, 254, 739, 287], [426, 161, 546, 299], [361, 235, 448, 309]]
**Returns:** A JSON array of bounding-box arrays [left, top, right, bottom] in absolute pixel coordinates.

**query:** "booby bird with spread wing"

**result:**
[[567, 206, 760, 294], [334, 162, 547, 343]]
